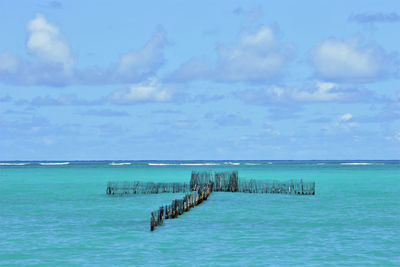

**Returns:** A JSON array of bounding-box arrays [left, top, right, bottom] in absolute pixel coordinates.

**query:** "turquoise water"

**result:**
[[1, 161, 399, 266]]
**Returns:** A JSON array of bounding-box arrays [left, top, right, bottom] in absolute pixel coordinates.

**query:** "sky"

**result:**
[[1, 0, 400, 160]]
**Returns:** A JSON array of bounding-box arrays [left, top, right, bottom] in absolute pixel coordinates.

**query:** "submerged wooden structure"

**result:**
[[150, 182, 214, 231], [106, 171, 315, 231]]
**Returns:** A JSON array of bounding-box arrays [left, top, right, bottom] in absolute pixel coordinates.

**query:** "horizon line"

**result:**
[[1, 159, 400, 162]]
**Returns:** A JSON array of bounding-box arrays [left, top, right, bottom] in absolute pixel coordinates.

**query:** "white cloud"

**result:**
[[168, 58, 210, 81], [114, 29, 166, 82], [0, 52, 18, 73], [322, 113, 358, 134], [311, 37, 396, 82], [385, 132, 400, 142], [0, 14, 166, 86], [239, 26, 276, 50], [170, 25, 293, 83], [340, 113, 353, 121], [0, 13, 74, 85], [107, 78, 173, 104], [292, 81, 341, 102], [238, 81, 365, 105], [27, 13, 74, 71], [216, 26, 293, 82]]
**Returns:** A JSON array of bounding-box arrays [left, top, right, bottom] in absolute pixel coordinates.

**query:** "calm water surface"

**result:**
[[1, 161, 399, 266]]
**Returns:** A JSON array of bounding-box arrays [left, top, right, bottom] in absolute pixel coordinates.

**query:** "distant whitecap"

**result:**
[[0, 163, 29, 166], [340, 163, 372, 166], [39, 162, 70, 165], [179, 163, 220, 166], [109, 162, 131, 166], [148, 163, 177, 166]]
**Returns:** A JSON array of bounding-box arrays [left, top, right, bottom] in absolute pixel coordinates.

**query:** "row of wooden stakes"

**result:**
[[150, 182, 214, 231]]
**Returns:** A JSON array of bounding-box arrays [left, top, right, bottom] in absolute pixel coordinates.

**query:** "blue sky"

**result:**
[[1, 0, 400, 160]]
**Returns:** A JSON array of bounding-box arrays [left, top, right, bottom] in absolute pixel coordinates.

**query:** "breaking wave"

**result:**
[[39, 162, 70, 166], [340, 163, 372, 166], [109, 162, 131, 166], [179, 163, 220, 166], [148, 163, 221, 166], [0, 163, 29, 166], [148, 163, 176, 166]]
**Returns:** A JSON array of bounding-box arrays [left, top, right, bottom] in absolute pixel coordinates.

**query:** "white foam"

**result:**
[[244, 163, 260, 166], [179, 163, 220, 166], [0, 163, 29, 166], [39, 162, 70, 166], [148, 162, 232, 166], [109, 162, 131, 166], [148, 163, 176, 166], [340, 163, 372, 166], [224, 162, 240, 165]]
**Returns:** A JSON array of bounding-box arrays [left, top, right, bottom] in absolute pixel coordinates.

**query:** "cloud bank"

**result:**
[[170, 26, 293, 83], [349, 12, 400, 24], [0, 14, 166, 86], [107, 78, 173, 104], [311, 37, 397, 83], [237, 81, 372, 105]]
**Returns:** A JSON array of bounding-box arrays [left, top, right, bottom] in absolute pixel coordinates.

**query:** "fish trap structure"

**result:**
[[106, 181, 191, 195], [150, 182, 214, 231], [106, 171, 315, 231], [190, 171, 315, 195]]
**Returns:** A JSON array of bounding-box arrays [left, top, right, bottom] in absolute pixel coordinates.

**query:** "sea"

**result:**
[[1, 160, 399, 266]]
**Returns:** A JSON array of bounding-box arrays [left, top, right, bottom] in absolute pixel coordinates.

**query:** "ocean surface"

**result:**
[[1, 160, 399, 266]]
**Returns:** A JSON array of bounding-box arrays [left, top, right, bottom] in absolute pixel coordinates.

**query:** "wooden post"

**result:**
[[160, 206, 164, 224], [150, 212, 155, 231]]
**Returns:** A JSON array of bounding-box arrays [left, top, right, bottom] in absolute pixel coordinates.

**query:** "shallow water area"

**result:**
[[1, 161, 400, 265]]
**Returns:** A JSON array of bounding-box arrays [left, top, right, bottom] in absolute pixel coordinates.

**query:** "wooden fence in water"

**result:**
[[106, 171, 315, 231], [107, 171, 315, 195], [150, 182, 214, 231], [191, 171, 315, 195], [106, 181, 191, 195]]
